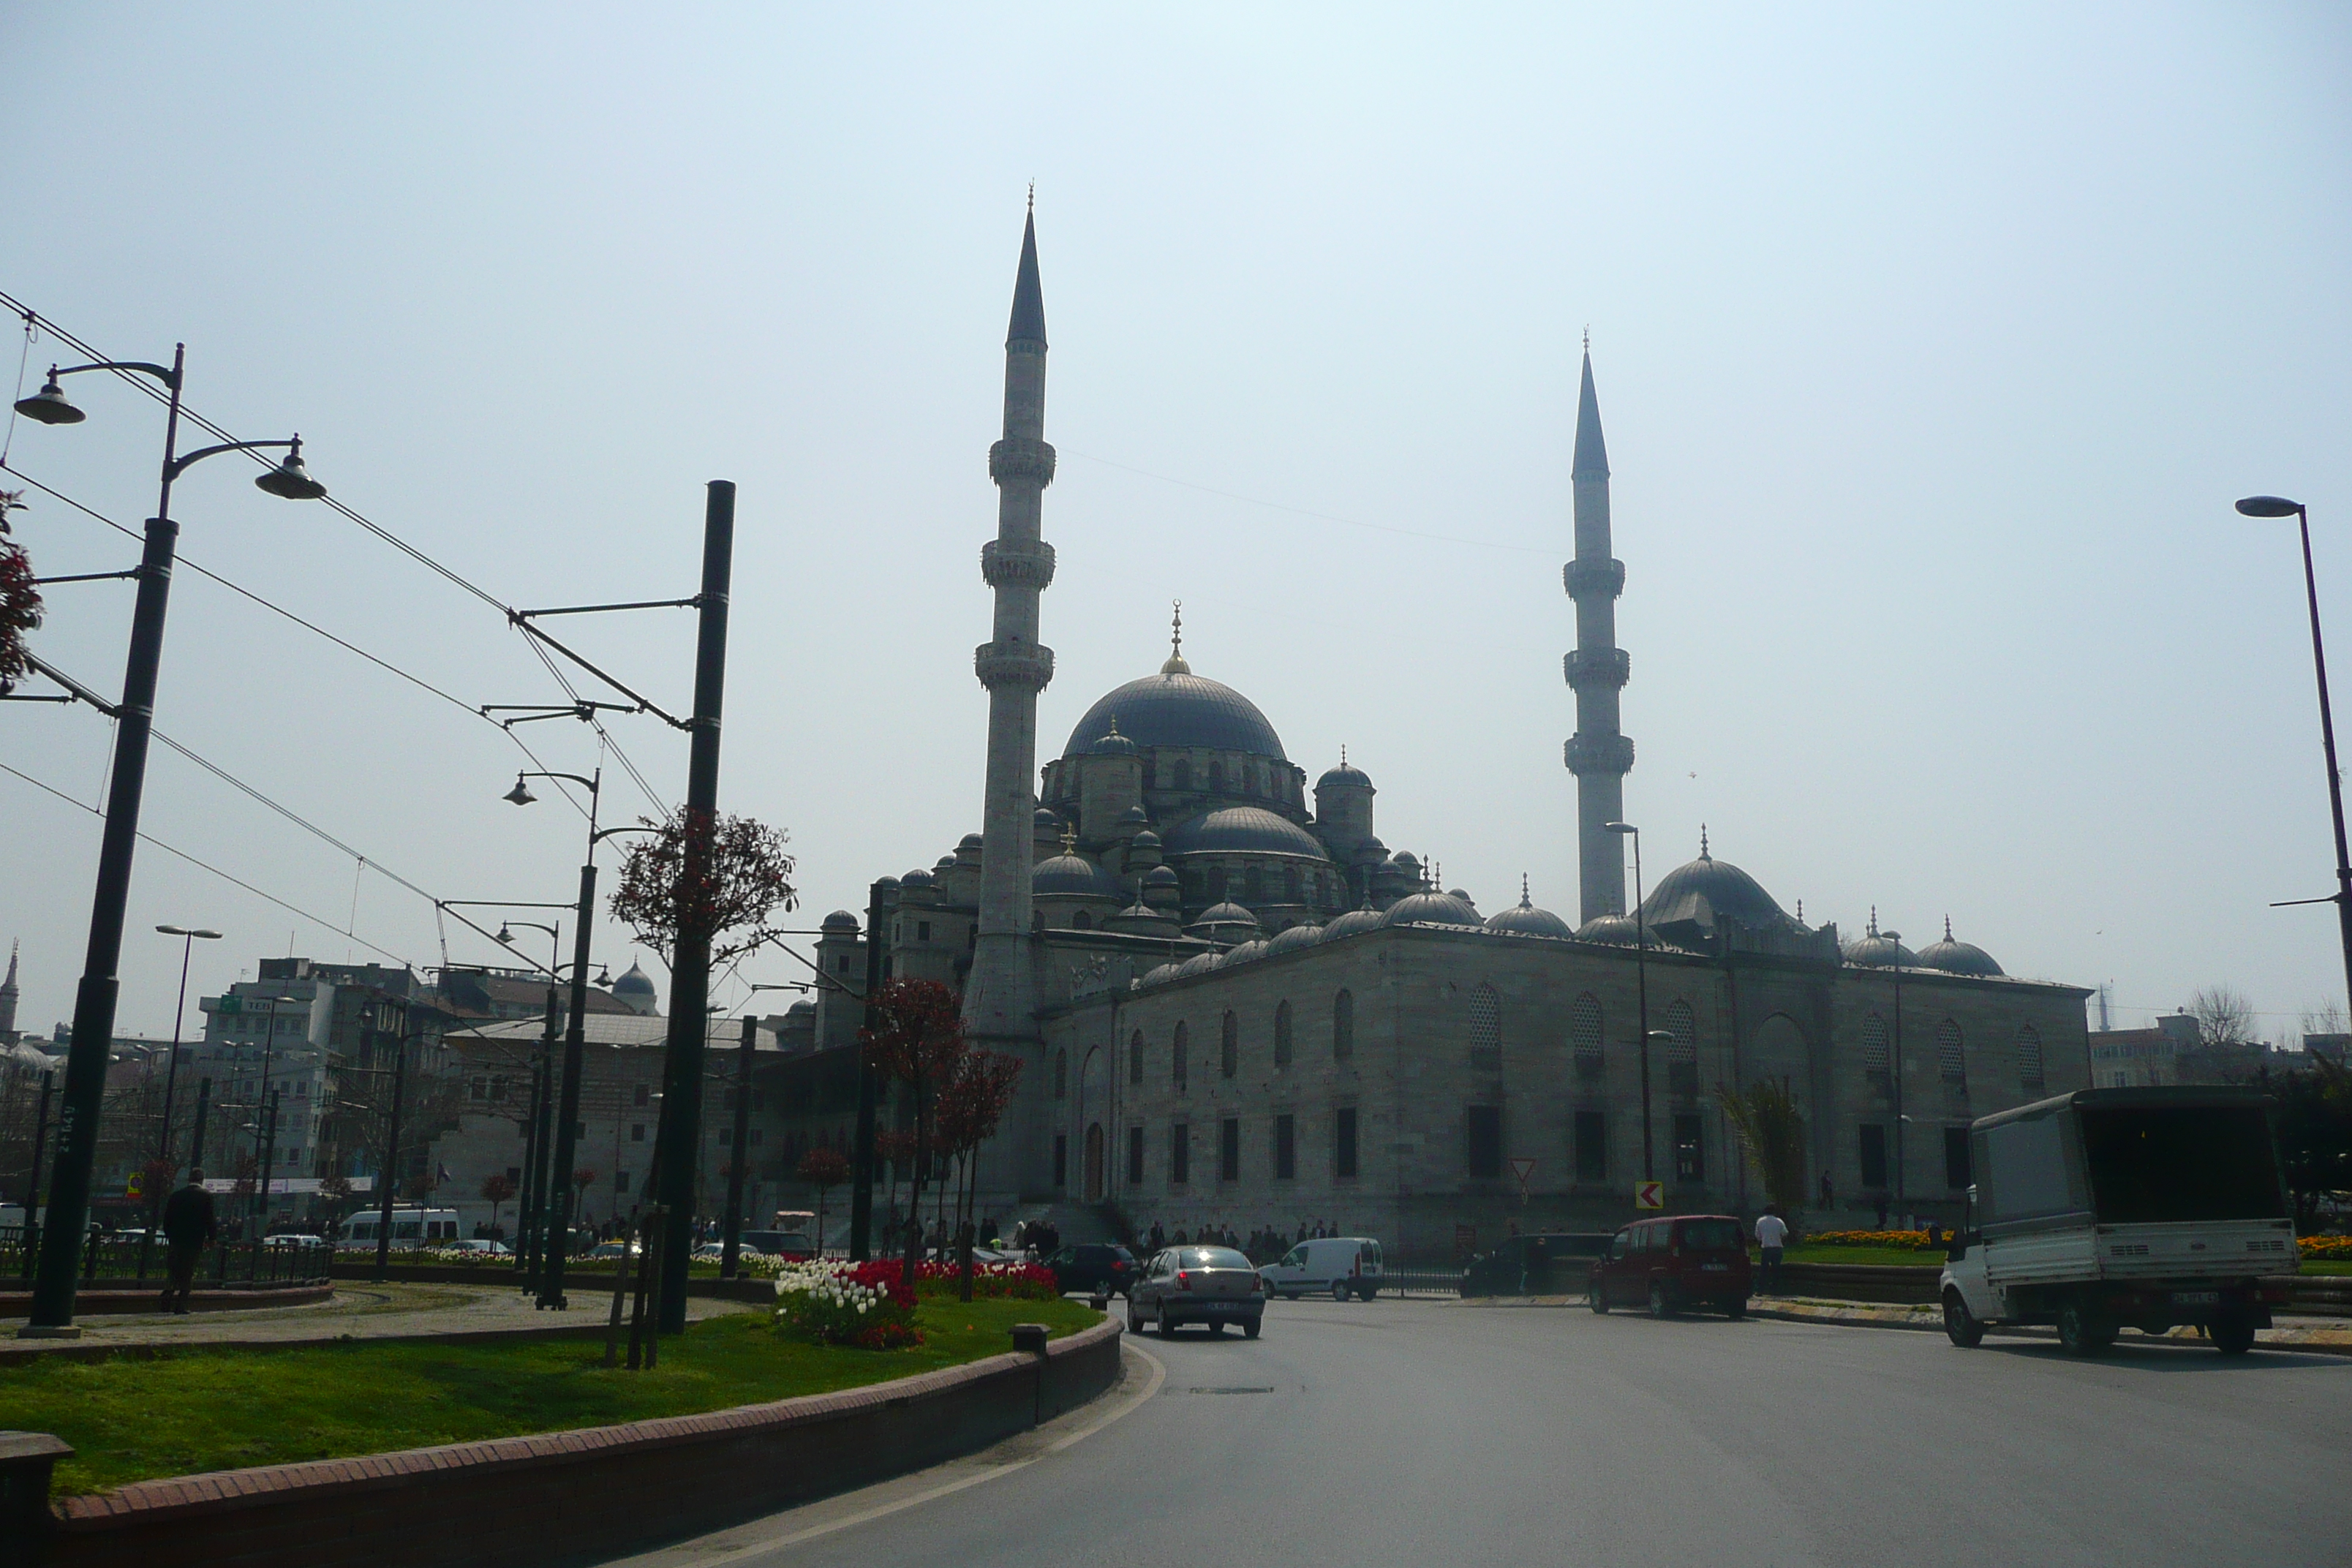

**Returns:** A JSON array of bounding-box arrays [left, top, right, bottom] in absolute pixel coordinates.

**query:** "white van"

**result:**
[[1259, 1237, 1384, 1301], [338, 1207, 460, 1248]]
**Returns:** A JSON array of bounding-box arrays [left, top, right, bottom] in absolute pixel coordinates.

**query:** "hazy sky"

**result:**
[[3, 4, 2348, 1048]]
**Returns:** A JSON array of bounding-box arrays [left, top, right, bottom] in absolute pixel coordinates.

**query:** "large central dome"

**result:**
[[1063, 671, 1287, 761]]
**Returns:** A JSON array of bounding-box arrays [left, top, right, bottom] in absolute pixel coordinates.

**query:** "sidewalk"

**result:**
[[0, 1279, 757, 1362]]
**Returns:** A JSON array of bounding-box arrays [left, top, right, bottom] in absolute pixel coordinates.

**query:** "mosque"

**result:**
[[774, 206, 2091, 1256]]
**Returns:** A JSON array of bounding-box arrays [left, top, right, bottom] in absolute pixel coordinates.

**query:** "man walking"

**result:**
[[1754, 1205, 1787, 1295], [160, 1169, 217, 1314]]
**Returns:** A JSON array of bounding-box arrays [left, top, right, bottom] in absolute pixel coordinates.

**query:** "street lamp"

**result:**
[[1605, 823, 1656, 1185], [496, 919, 564, 1287], [15, 348, 326, 1338], [247, 995, 299, 1235], [2239, 494, 2352, 1012], [152, 926, 222, 1174], [355, 1003, 434, 1283]]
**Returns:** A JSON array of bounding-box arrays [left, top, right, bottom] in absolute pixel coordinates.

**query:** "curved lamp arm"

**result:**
[[50, 359, 181, 390], [165, 436, 296, 483]]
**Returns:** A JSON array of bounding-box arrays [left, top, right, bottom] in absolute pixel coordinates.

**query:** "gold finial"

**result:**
[[1107, 715, 1122, 739], [1161, 599, 1191, 675], [1059, 822, 1078, 855]]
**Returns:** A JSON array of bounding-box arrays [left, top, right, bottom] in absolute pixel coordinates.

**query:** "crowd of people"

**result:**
[[1139, 1218, 1355, 1264]]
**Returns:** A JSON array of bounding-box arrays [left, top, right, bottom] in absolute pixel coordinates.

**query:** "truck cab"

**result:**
[[1940, 1086, 2296, 1356]]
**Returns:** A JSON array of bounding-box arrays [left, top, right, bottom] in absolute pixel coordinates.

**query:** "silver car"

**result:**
[[1127, 1245, 1265, 1338]]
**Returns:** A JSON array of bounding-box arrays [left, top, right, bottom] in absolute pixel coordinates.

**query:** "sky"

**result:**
[[2, 4, 2348, 1047]]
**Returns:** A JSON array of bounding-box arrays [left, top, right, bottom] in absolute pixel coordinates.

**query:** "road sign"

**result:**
[[1634, 1180, 1664, 1210], [1509, 1157, 1537, 1207]]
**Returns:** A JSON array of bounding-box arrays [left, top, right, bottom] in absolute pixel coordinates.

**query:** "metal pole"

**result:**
[[372, 1021, 407, 1282], [1632, 832, 1653, 1185], [516, 1034, 545, 1278], [519, 989, 559, 1281], [2291, 505, 2352, 1011], [157, 932, 196, 1170], [850, 883, 886, 1259], [185, 1077, 209, 1172], [21, 1075, 55, 1282], [256, 1089, 279, 1237], [1892, 962, 1905, 1213], [720, 1015, 756, 1278], [540, 849, 600, 1309], [653, 479, 734, 1333], [249, 1000, 279, 1235], [27, 350, 189, 1335]]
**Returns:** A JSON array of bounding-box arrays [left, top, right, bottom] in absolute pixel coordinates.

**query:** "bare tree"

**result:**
[[2299, 1001, 2348, 1044], [2188, 987, 2256, 1049]]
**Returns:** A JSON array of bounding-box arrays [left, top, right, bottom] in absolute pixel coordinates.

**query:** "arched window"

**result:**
[[1333, 990, 1354, 1059], [1173, 1023, 1188, 1092], [1569, 992, 1603, 1068], [1245, 865, 1264, 904], [1937, 1019, 1967, 1084], [1663, 999, 1697, 1065], [1274, 1000, 1293, 1068], [1207, 760, 1225, 793], [1129, 1029, 1145, 1085], [1243, 765, 1258, 796], [1861, 1014, 1891, 1080], [1469, 984, 1501, 1071], [1221, 1011, 1239, 1078], [1071, 908, 1092, 930], [2016, 1023, 2045, 1088], [1052, 1048, 1067, 1100], [1172, 758, 1192, 791], [1284, 864, 1300, 904]]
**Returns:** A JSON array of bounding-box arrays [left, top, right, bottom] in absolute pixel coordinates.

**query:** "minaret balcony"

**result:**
[[981, 539, 1057, 591], [1565, 731, 1635, 776], [989, 437, 1058, 486], [974, 639, 1056, 693], [1564, 647, 1630, 690], [1564, 557, 1625, 600]]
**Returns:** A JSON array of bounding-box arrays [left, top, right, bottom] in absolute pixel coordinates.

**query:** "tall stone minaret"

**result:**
[[963, 199, 1057, 1060], [1564, 342, 1633, 923], [0, 940, 18, 1042]]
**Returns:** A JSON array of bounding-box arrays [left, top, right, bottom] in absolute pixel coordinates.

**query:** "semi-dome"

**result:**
[[785, 997, 815, 1015], [1916, 918, 2003, 977], [1063, 671, 1287, 761], [1163, 806, 1328, 860], [1033, 807, 1060, 829], [1382, 890, 1483, 929], [1265, 923, 1323, 956], [1640, 838, 1795, 938], [1033, 852, 1124, 900], [1487, 882, 1574, 939], [1317, 760, 1373, 789], [1223, 938, 1271, 968], [1575, 912, 1644, 946]]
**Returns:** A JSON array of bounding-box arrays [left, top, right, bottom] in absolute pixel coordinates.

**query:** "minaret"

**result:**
[[0, 941, 18, 1042], [1564, 339, 1633, 923], [963, 198, 1057, 1060]]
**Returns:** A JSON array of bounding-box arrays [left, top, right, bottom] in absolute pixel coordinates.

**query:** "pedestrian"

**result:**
[[160, 1168, 217, 1315], [1754, 1205, 1787, 1294], [1295, 1220, 1308, 1243], [1820, 1169, 1834, 1210], [1874, 1189, 1889, 1232], [1172, 1226, 1188, 1245], [1149, 1219, 1165, 1250]]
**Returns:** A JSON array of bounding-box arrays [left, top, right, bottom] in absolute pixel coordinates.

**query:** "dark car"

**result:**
[[1043, 1242, 1139, 1297], [738, 1229, 818, 1262], [1458, 1232, 1611, 1297], [1588, 1214, 1751, 1318]]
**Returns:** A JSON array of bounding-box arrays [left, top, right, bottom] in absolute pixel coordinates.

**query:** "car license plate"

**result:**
[[2173, 1291, 2220, 1306], [1700, 1263, 1727, 1272]]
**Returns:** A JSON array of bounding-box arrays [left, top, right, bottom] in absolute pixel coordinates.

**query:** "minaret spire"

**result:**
[[1564, 342, 1632, 922], [0, 939, 18, 1042], [964, 201, 1059, 1127]]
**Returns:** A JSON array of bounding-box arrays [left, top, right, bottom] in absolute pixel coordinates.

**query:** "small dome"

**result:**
[[1090, 721, 1140, 758], [1138, 962, 1183, 989], [1143, 864, 1179, 886], [1487, 883, 1574, 939], [1390, 851, 1421, 872], [1265, 923, 1323, 956], [1843, 911, 1919, 968], [1131, 829, 1162, 849], [1033, 852, 1124, 900], [958, 832, 984, 850], [821, 911, 861, 932], [1382, 890, 1482, 929], [1318, 761, 1373, 790], [1175, 950, 1224, 978], [1191, 900, 1260, 932], [1164, 807, 1329, 860], [1575, 913, 1644, 946], [1321, 900, 1387, 943], [874, 874, 901, 891], [785, 998, 815, 1015], [1640, 838, 1796, 938], [1916, 918, 2003, 977], [611, 960, 660, 1016], [1224, 938, 1271, 968], [899, 869, 935, 889], [1120, 805, 1150, 824]]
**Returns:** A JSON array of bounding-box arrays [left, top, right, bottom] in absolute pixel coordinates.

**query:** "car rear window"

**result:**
[[1678, 1220, 1741, 1251], [1178, 1247, 1252, 1270]]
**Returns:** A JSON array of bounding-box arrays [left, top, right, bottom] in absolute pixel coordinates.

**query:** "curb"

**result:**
[[1744, 1303, 2352, 1357]]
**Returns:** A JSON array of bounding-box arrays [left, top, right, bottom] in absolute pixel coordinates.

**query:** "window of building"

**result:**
[[1469, 984, 1501, 1071], [1859, 1124, 1889, 1188], [1673, 1113, 1705, 1183], [1937, 1019, 1967, 1085], [1127, 1125, 1145, 1185], [1862, 1013, 1891, 1082], [1172, 758, 1191, 791], [615, 1171, 631, 1194], [1052, 1134, 1068, 1187], [630, 1123, 646, 1142], [1173, 1023, 1188, 1092], [1053, 1048, 1067, 1100], [1219, 1117, 1240, 1182], [717, 1126, 732, 1147], [1944, 1126, 1972, 1188], [1274, 1114, 1297, 1179], [1171, 1122, 1191, 1184], [2016, 1023, 2045, 1088], [1284, 865, 1300, 905], [1663, 1000, 1697, 1093], [470, 1077, 487, 1101], [1129, 1030, 1145, 1085], [1221, 1012, 1238, 1078], [918, 921, 931, 942], [1034, 910, 1046, 932], [1273, 1000, 1293, 1068], [1335, 1107, 1359, 1179], [750, 1129, 763, 1147], [1207, 761, 1224, 794], [1333, 990, 1354, 1059], [1570, 992, 1603, 1073], [1466, 1106, 1504, 1180], [1575, 1110, 1608, 1182], [1243, 764, 1257, 796], [633, 1084, 651, 1107], [1240, 864, 1261, 905], [1071, 909, 1093, 930]]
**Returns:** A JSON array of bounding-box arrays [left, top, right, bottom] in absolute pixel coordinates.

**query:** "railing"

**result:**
[[0, 1226, 332, 1290]]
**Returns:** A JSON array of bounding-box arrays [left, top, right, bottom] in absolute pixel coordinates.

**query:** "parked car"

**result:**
[[738, 1229, 817, 1261], [442, 1237, 510, 1256], [1042, 1242, 1138, 1297], [585, 1240, 640, 1260], [1458, 1232, 1607, 1298], [1588, 1215, 1751, 1318], [1261, 1236, 1386, 1300], [262, 1232, 330, 1250], [1128, 1245, 1265, 1338]]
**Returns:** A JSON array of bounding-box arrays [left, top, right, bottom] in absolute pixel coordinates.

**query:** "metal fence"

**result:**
[[0, 1226, 331, 1290]]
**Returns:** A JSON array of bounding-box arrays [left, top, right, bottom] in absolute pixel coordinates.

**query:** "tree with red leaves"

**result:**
[[933, 1048, 1022, 1300], [859, 979, 966, 1281], [796, 1145, 851, 1254], [0, 490, 43, 696], [608, 809, 799, 968]]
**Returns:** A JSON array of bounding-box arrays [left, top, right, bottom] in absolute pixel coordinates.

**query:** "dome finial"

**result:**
[[1060, 821, 1079, 855], [1869, 905, 1879, 937], [1700, 823, 1710, 859], [1340, 743, 1347, 766], [1520, 872, 1533, 908], [1161, 598, 1190, 675], [1945, 914, 1953, 941]]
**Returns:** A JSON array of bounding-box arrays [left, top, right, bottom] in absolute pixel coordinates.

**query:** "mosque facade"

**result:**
[[776, 209, 2090, 1256]]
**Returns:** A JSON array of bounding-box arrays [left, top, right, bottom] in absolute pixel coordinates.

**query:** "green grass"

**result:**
[[12, 1294, 1100, 1498], [2299, 1259, 2352, 1275]]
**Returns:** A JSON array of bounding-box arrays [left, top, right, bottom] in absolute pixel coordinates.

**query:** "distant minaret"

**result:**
[[0, 940, 18, 1042], [1564, 340, 1633, 923], [963, 197, 1057, 1055]]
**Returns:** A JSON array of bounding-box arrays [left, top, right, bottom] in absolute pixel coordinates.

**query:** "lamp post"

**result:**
[[14, 351, 326, 1336], [1881, 931, 1906, 1211], [495, 920, 562, 1283], [1605, 823, 1656, 1184], [355, 1003, 433, 1283], [2239, 495, 2352, 1011], [151, 926, 222, 1174], [245, 995, 299, 1235]]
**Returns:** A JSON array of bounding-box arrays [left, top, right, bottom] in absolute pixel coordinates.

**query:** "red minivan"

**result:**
[[1588, 1214, 1751, 1319]]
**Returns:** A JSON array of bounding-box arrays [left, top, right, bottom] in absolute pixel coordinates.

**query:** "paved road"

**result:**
[[628, 1295, 2352, 1568]]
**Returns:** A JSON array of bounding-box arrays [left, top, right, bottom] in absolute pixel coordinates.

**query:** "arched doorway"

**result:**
[[1084, 1123, 1105, 1202]]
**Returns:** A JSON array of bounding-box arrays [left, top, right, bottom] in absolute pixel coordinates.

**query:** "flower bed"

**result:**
[[770, 1258, 1060, 1349], [1803, 1229, 1940, 1251], [2302, 1235, 2352, 1261]]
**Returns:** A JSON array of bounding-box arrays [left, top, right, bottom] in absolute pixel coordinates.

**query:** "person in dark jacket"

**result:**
[[160, 1170, 216, 1314]]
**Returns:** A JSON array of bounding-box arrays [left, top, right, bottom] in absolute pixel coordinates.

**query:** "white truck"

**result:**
[[1940, 1086, 2297, 1356]]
